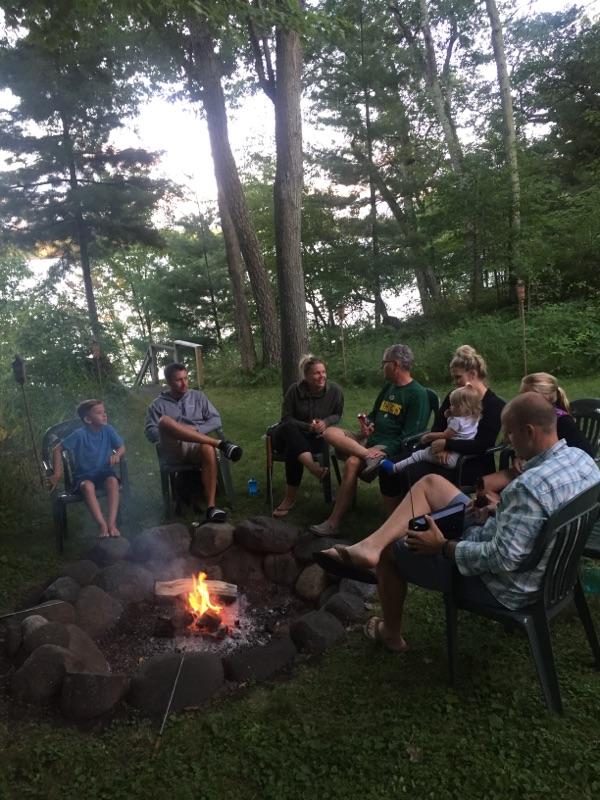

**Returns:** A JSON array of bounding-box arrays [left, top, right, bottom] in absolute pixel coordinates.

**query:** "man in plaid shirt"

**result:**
[[317, 392, 599, 652]]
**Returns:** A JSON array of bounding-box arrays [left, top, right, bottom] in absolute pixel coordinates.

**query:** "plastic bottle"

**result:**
[[582, 563, 600, 595], [247, 477, 258, 497]]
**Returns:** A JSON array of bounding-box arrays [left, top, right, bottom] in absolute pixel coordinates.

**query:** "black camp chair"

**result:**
[[265, 423, 339, 513], [443, 482, 600, 714], [42, 419, 130, 553], [571, 398, 600, 461], [156, 427, 235, 519]]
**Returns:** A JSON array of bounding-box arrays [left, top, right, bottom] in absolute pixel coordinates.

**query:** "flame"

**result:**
[[188, 571, 222, 617]]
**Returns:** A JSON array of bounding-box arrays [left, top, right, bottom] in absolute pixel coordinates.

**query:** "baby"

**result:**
[[380, 384, 482, 475]]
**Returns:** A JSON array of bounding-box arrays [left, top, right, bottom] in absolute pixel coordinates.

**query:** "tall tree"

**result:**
[[0, 5, 167, 344]]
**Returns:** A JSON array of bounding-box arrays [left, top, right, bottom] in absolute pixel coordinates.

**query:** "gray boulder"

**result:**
[[42, 576, 81, 605], [190, 522, 234, 558], [324, 592, 367, 625], [95, 562, 154, 605], [263, 553, 301, 587], [293, 532, 348, 564], [21, 614, 48, 639], [223, 636, 297, 683], [66, 624, 110, 673], [234, 517, 299, 554], [23, 621, 70, 655], [128, 652, 224, 714], [295, 564, 329, 601], [61, 672, 129, 720], [317, 585, 339, 609], [75, 586, 123, 640], [62, 560, 100, 587], [12, 644, 83, 703], [84, 537, 131, 567], [131, 524, 191, 563], [219, 545, 265, 591], [289, 610, 345, 654], [339, 578, 378, 599]]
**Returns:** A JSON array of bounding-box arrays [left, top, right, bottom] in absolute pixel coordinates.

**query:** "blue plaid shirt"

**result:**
[[455, 440, 600, 609]]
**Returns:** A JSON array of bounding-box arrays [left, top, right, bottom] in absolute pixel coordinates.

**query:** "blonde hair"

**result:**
[[298, 354, 326, 380], [449, 385, 482, 418], [450, 345, 488, 380], [520, 372, 570, 412]]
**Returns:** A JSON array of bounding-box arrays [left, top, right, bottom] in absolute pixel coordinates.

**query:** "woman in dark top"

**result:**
[[520, 372, 594, 455], [379, 345, 505, 512], [272, 355, 344, 517]]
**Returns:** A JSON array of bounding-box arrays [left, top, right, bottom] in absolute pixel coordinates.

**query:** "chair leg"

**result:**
[[217, 456, 235, 509], [523, 610, 563, 714], [444, 593, 458, 686], [320, 444, 333, 504], [574, 579, 600, 668], [331, 454, 342, 486]]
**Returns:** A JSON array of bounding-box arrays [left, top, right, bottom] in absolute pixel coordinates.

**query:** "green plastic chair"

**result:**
[[444, 482, 600, 714]]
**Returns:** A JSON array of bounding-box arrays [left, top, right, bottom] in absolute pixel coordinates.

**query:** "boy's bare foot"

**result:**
[[108, 526, 121, 537], [98, 528, 110, 539]]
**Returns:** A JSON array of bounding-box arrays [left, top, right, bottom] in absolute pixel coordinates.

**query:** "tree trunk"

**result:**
[[217, 190, 257, 372], [60, 114, 101, 342], [485, 0, 521, 280], [274, 10, 307, 393], [186, 23, 281, 368]]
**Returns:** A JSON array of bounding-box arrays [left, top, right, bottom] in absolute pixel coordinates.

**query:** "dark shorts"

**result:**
[[392, 492, 502, 608], [76, 469, 118, 492]]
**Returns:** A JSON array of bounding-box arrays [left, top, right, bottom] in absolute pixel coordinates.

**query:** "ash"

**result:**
[[99, 588, 303, 675]]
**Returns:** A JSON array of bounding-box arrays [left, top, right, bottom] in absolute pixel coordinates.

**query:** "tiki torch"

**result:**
[[516, 279, 527, 375], [11, 355, 45, 488]]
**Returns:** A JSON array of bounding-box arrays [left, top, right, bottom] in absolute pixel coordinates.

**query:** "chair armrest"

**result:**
[[401, 430, 429, 452], [455, 444, 508, 487]]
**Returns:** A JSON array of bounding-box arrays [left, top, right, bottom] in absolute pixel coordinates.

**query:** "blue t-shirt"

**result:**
[[61, 424, 124, 481]]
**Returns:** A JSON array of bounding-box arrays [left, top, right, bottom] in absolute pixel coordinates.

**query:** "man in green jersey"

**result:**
[[309, 344, 430, 537]]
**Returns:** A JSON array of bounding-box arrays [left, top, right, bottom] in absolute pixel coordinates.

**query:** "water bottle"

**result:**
[[247, 477, 258, 497], [581, 563, 600, 595]]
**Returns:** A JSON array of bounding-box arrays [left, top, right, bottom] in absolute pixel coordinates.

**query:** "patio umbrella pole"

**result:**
[[154, 653, 185, 752]]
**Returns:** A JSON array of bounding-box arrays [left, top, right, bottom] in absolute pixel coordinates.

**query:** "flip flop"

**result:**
[[272, 503, 295, 518], [313, 546, 378, 584], [364, 616, 409, 653]]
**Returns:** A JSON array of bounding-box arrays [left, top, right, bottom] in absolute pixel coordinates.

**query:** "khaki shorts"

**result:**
[[159, 430, 210, 465]]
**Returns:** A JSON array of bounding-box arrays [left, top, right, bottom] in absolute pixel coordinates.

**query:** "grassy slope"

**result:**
[[1, 376, 600, 799]]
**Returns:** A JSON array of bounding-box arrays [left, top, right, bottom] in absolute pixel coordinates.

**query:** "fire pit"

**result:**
[[1, 518, 374, 721]]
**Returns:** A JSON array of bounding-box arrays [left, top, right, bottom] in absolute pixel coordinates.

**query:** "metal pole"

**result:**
[[154, 653, 185, 752]]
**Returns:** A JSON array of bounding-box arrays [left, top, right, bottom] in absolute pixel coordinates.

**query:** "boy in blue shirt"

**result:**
[[48, 399, 125, 537]]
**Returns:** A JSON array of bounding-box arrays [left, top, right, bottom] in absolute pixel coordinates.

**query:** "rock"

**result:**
[[190, 522, 234, 557], [324, 592, 367, 625], [289, 611, 345, 654], [128, 652, 224, 714], [219, 545, 265, 591], [84, 537, 131, 567], [223, 636, 297, 683], [263, 553, 301, 587], [234, 517, 299, 554], [0, 618, 22, 657], [317, 585, 339, 608], [293, 532, 348, 564], [23, 621, 70, 655], [75, 586, 123, 640], [295, 564, 329, 601], [12, 645, 83, 703], [339, 578, 378, 599], [145, 555, 205, 582], [61, 672, 129, 720], [21, 614, 48, 639], [66, 624, 110, 673], [61, 560, 100, 587], [95, 562, 154, 605], [12, 602, 77, 627], [42, 576, 81, 605], [131, 524, 191, 563]]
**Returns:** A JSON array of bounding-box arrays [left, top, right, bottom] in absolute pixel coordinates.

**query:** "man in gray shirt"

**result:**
[[145, 363, 242, 522]]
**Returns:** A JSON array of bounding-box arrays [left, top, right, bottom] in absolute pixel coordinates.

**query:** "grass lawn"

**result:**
[[1, 376, 600, 799]]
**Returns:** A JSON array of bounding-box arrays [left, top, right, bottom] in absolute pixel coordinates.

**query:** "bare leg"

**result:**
[[274, 484, 299, 513], [199, 444, 218, 507], [298, 451, 327, 479], [158, 416, 220, 447], [320, 455, 362, 529], [105, 476, 120, 536], [79, 481, 109, 537], [375, 542, 410, 647], [322, 427, 385, 460], [324, 474, 460, 567]]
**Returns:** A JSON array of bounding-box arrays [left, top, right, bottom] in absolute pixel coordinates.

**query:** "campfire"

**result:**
[[154, 574, 239, 640]]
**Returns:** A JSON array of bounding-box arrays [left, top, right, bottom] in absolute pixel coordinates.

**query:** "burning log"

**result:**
[[154, 578, 237, 599]]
